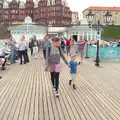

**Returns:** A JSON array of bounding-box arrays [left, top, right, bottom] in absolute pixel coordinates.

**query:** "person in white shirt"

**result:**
[[32, 35, 39, 59], [18, 36, 27, 65], [23, 35, 29, 63]]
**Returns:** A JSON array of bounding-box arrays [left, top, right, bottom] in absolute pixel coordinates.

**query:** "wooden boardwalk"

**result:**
[[0, 55, 120, 120]]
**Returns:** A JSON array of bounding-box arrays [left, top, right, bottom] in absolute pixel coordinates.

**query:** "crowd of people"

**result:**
[[1, 34, 120, 97], [0, 34, 41, 78], [88, 40, 120, 47], [0, 34, 87, 97]]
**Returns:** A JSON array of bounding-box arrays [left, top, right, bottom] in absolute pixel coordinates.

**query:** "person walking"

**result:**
[[66, 38, 71, 55], [69, 38, 78, 55], [18, 36, 27, 65], [32, 36, 39, 59], [8, 35, 17, 64], [22, 35, 29, 63], [29, 37, 34, 56], [45, 37, 69, 97], [69, 53, 80, 89], [77, 36, 86, 62], [42, 35, 51, 60]]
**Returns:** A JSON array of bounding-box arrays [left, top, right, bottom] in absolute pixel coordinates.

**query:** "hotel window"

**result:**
[[4, 11, 8, 14], [4, 15, 8, 19], [11, 10, 15, 13], [12, 15, 17, 19]]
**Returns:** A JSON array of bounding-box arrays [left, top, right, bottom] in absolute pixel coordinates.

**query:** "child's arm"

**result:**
[[76, 61, 80, 66]]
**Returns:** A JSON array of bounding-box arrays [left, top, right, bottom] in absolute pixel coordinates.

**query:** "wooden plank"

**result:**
[[41, 65, 49, 120], [12, 65, 30, 120], [45, 73, 60, 120], [78, 73, 114, 120], [1, 54, 120, 120], [24, 63, 34, 120], [28, 61, 36, 120], [34, 72, 39, 120], [80, 65, 120, 119], [18, 65, 33, 120], [39, 64, 44, 120], [0, 66, 20, 103], [60, 70, 89, 120], [44, 72, 55, 120], [0, 66, 26, 120], [7, 98, 19, 120], [57, 74, 77, 120]]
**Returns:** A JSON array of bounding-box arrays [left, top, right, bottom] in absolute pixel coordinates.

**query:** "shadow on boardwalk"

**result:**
[[0, 55, 120, 120]]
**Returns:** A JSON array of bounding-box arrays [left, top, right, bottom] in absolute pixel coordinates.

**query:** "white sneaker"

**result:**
[[52, 86, 56, 91], [56, 92, 59, 97]]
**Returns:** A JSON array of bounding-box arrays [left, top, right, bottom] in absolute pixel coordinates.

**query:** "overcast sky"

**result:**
[[67, 0, 120, 12], [66, 0, 120, 18]]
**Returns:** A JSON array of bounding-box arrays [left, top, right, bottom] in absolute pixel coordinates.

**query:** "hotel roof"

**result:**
[[83, 6, 120, 12]]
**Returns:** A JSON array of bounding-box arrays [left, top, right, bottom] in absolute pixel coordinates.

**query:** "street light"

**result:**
[[86, 10, 94, 25], [104, 11, 112, 24], [84, 10, 94, 58], [86, 10, 112, 66]]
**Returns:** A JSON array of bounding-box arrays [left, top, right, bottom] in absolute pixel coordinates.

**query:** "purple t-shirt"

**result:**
[[78, 39, 86, 50]]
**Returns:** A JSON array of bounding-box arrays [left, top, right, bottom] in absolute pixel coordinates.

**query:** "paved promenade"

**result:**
[[0, 55, 120, 120]]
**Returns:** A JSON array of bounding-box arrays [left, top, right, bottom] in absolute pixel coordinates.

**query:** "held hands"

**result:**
[[45, 67, 48, 72]]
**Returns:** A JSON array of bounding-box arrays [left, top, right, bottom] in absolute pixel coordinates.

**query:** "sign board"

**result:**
[[97, 34, 101, 40]]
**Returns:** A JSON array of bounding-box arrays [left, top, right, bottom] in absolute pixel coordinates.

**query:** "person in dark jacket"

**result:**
[[117, 41, 120, 47], [29, 37, 34, 56]]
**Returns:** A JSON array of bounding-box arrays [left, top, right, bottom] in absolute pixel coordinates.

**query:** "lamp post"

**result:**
[[86, 10, 112, 66], [84, 35, 89, 58], [85, 11, 94, 59]]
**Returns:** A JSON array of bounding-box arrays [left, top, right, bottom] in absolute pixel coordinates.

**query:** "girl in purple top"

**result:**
[[45, 37, 69, 97]]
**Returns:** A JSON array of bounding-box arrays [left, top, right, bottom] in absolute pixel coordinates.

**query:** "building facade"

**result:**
[[8, 16, 47, 41], [0, 0, 72, 26], [71, 11, 79, 25], [83, 6, 120, 26], [67, 18, 101, 41]]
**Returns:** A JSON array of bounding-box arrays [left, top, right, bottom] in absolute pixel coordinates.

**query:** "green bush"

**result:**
[[101, 27, 120, 40]]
